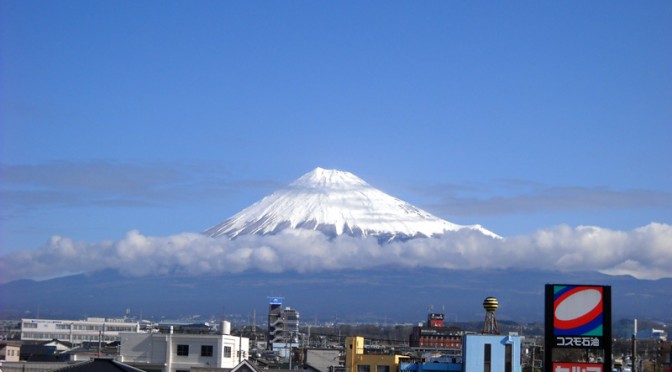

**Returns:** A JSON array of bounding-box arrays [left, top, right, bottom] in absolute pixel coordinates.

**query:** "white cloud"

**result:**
[[1, 223, 671, 284]]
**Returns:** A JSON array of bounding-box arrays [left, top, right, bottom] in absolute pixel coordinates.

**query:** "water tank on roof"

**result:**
[[221, 321, 231, 335]]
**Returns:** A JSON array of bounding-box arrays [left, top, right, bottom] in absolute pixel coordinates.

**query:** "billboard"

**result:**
[[268, 297, 283, 305], [545, 284, 612, 372], [553, 362, 603, 372], [547, 285, 610, 348]]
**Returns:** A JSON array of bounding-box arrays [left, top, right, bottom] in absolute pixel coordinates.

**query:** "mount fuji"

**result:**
[[204, 167, 499, 241], [2, 168, 671, 322]]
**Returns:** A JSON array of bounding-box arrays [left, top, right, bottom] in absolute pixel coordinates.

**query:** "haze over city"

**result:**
[[1, 2, 671, 284]]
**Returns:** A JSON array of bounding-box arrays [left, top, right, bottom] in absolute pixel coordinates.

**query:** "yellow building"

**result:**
[[345, 336, 409, 372]]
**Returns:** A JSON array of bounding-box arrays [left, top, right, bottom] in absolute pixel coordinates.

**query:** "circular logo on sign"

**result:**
[[554, 286, 603, 334]]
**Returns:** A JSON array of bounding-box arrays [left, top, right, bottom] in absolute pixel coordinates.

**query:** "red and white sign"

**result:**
[[553, 363, 603, 372]]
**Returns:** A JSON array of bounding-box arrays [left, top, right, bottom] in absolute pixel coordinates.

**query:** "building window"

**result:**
[[377, 366, 390, 372], [201, 345, 214, 357], [22, 323, 37, 329], [358, 365, 370, 372], [505, 344, 512, 372], [484, 343, 491, 372], [224, 346, 232, 358], [177, 344, 189, 356]]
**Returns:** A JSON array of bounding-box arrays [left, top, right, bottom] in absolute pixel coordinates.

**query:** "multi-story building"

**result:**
[[346, 336, 410, 372], [409, 313, 463, 355], [267, 297, 300, 352], [462, 334, 521, 372], [120, 321, 249, 372], [20, 318, 139, 344], [268, 297, 283, 350]]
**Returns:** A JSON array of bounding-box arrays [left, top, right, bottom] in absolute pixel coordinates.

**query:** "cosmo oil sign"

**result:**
[[545, 285, 612, 372], [550, 285, 609, 348]]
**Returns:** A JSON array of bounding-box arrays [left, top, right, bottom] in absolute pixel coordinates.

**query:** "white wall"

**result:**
[[120, 332, 249, 372]]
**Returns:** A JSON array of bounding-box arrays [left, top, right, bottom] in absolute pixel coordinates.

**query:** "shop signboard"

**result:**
[[545, 285, 612, 372]]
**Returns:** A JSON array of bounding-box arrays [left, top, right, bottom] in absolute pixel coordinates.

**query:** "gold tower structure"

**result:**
[[482, 296, 500, 334]]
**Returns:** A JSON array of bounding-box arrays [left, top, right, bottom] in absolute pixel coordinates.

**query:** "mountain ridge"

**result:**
[[1, 267, 669, 322]]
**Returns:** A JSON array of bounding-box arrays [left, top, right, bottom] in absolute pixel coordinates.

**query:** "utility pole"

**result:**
[[239, 331, 243, 364], [531, 342, 536, 372], [288, 331, 292, 370], [632, 319, 638, 372], [253, 309, 257, 342]]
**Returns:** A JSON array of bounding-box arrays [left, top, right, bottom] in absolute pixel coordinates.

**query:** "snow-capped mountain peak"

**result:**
[[291, 167, 368, 190], [204, 167, 499, 240]]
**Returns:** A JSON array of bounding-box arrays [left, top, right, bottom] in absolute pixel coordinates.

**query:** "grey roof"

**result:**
[[230, 359, 261, 372], [304, 349, 341, 372], [52, 358, 146, 372]]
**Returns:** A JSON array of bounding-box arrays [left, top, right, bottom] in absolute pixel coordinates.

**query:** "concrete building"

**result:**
[[352, 333, 522, 372], [638, 328, 667, 341], [0, 342, 20, 362], [119, 323, 249, 372], [21, 318, 139, 344], [346, 336, 410, 372], [409, 313, 463, 356], [462, 334, 521, 372], [267, 297, 300, 352], [268, 297, 283, 350]]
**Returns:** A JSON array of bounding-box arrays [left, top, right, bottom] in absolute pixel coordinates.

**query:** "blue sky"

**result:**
[[1, 1, 671, 280]]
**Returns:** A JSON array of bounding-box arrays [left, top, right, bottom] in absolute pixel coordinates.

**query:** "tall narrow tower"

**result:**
[[482, 296, 500, 334], [267, 297, 284, 350]]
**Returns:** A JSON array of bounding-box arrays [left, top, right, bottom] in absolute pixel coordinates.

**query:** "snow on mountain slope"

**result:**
[[204, 167, 500, 240]]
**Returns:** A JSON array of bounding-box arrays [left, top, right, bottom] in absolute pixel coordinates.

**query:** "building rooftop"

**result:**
[[52, 358, 145, 372]]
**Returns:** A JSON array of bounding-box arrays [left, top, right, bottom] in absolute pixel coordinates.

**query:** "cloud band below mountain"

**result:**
[[1, 223, 670, 283]]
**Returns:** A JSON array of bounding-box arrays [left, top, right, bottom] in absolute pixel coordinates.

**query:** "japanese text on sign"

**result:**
[[554, 363, 603, 372], [555, 336, 600, 347]]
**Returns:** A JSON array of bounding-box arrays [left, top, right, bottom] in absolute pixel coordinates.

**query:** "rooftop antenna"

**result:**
[[253, 309, 257, 341], [482, 297, 500, 334]]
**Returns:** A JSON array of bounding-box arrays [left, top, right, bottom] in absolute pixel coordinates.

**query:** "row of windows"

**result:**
[[4, 349, 18, 356], [357, 365, 390, 372], [22, 332, 119, 342], [418, 336, 460, 340], [176, 344, 232, 358], [106, 325, 136, 331], [23, 322, 135, 332], [54, 324, 135, 331], [418, 342, 460, 348]]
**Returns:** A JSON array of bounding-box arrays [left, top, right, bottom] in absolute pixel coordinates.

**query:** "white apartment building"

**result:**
[[120, 324, 249, 372], [21, 318, 140, 343]]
